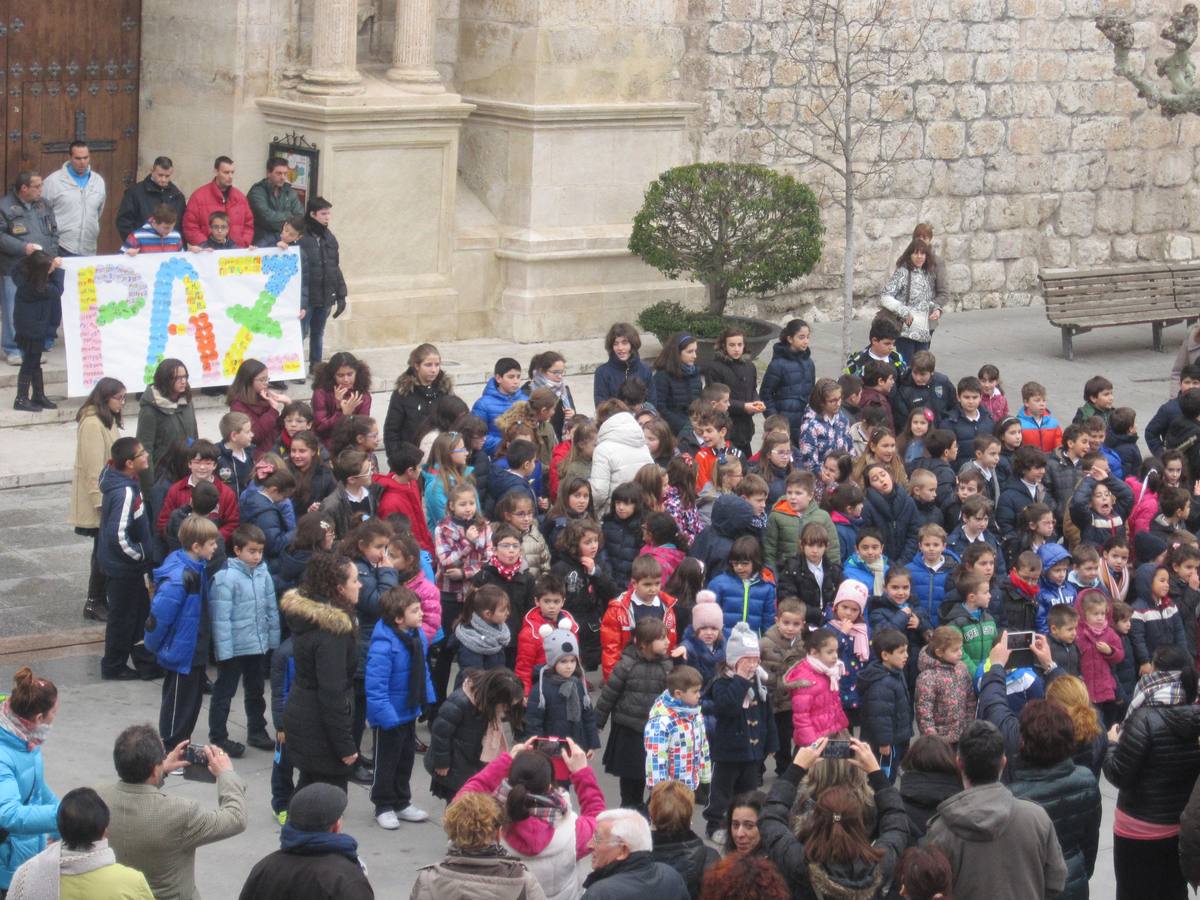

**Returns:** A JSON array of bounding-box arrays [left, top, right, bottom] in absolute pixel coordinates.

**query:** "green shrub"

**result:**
[[636, 302, 726, 340]]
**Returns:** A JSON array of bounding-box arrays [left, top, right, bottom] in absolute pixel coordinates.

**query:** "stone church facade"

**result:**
[[124, 0, 1200, 345]]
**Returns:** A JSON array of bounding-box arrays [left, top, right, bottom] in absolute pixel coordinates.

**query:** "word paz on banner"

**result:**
[[75, 250, 299, 387]]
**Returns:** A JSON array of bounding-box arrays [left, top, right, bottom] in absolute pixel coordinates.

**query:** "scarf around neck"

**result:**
[[863, 556, 886, 595], [7, 839, 118, 900], [1100, 563, 1129, 602], [455, 614, 511, 656], [0, 700, 49, 750], [495, 779, 568, 829], [532, 370, 571, 407], [489, 556, 523, 581], [395, 625, 429, 708], [807, 654, 846, 691], [1128, 669, 1186, 715]]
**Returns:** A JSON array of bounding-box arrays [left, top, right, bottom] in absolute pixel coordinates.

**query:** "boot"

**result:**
[[13, 371, 39, 412], [31, 369, 55, 409], [83, 597, 108, 622]]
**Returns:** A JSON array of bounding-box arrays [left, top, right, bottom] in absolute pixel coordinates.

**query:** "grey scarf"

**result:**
[[455, 614, 511, 656]]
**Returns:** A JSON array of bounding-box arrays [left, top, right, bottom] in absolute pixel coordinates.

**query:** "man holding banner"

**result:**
[[0, 172, 60, 366]]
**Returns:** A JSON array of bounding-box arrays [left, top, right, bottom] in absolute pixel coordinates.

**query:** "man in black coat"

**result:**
[[582, 809, 690, 899], [115, 156, 187, 241], [239, 783, 374, 900]]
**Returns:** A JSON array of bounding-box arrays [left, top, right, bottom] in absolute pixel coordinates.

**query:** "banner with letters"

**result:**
[[60, 247, 305, 397]]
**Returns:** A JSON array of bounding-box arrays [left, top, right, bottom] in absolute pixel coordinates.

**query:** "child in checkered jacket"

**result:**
[[644, 664, 712, 791]]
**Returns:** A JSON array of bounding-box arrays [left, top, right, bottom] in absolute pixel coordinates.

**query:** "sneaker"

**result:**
[[351, 764, 373, 785], [83, 598, 108, 622], [274, 810, 287, 826], [396, 804, 429, 823], [214, 739, 245, 758], [247, 731, 275, 751], [375, 810, 401, 830], [5, 353, 20, 366]]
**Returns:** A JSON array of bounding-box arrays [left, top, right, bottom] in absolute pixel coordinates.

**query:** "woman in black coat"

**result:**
[[280, 553, 361, 791], [648, 780, 717, 899], [601, 482, 645, 591], [703, 327, 763, 457], [1010, 700, 1102, 900], [1103, 644, 1200, 900], [860, 463, 920, 563], [383, 343, 454, 460], [897, 735, 963, 839], [652, 333, 703, 435]]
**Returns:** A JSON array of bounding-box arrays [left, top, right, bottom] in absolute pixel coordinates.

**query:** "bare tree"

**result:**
[[1096, 4, 1200, 118], [753, 0, 930, 357]]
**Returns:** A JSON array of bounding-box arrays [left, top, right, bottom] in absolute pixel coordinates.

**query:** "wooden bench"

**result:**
[[1039, 262, 1200, 359]]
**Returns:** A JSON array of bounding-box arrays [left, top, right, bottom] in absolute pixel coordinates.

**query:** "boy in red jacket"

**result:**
[[157, 438, 239, 542], [515, 573, 579, 691], [375, 443, 433, 552], [600, 555, 680, 679], [694, 409, 742, 492]]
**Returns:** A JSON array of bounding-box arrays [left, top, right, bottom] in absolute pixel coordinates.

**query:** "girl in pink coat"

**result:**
[[783, 628, 849, 747], [457, 737, 606, 900], [391, 532, 442, 643], [1076, 590, 1125, 716]]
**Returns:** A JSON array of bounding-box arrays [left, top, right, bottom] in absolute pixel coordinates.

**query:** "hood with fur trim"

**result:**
[[280, 589, 356, 636]]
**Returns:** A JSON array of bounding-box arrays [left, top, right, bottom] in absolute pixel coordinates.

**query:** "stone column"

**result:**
[[387, 0, 444, 93], [300, 0, 363, 95]]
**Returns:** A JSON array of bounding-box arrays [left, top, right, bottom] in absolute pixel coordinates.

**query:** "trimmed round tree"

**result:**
[[629, 162, 824, 317]]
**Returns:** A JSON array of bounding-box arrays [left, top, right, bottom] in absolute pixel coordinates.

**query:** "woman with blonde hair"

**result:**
[[1045, 674, 1106, 778], [648, 780, 717, 899]]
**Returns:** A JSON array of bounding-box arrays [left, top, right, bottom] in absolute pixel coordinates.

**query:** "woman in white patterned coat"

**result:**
[[880, 237, 942, 364]]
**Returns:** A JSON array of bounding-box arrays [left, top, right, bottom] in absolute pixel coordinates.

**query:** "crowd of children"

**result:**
[[87, 304, 1200, 881]]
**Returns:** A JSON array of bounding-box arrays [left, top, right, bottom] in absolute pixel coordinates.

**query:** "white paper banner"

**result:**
[[60, 247, 305, 397]]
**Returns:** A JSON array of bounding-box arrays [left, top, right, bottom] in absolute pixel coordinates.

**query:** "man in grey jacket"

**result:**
[[97, 724, 247, 900], [247, 157, 303, 246], [0, 171, 59, 364], [925, 720, 1067, 900], [43, 141, 106, 257]]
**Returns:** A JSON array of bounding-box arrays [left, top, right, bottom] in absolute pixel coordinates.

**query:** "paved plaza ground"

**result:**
[[0, 303, 1176, 896]]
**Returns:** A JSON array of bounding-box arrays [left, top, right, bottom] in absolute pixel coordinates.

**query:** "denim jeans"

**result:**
[[2, 276, 17, 357], [302, 304, 331, 368]]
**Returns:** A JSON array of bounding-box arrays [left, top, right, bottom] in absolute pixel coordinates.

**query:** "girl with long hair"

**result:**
[[384, 342, 454, 458], [311, 350, 372, 444], [880, 237, 941, 361], [225, 358, 287, 454], [136, 358, 197, 493], [652, 333, 702, 434]]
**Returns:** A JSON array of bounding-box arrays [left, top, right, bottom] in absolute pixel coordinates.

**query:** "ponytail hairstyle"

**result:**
[[395, 342, 451, 395], [504, 748, 555, 823], [466, 668, 525, 735], [811, 378, 842, 417], [1045, 674, 1104, 743], [799, 785, 883, 867], [254, 453, 297, 496], [760, 433, 795, 475], [666, 456, 698, 508], [9, 666, 57, 719], [780, 317, 810, 343], [557, 422, 597, 481], [290, 510, 335, 553], [339, 517, 393, 559], [528, 350, 565, 380], [632, 464, 666, 511], [459, 583, 511, 629], [1138, 455, 1164, 496], [804, 627, 838, 654]]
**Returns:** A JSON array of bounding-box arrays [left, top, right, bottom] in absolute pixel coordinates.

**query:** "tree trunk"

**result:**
[[842, 201, 855, 361], [707, 282, 728, 316]]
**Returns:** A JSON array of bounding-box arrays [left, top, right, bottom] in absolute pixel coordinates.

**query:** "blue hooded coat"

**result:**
[[145, 550, 209, 674], [471, 377, 520, 457], [1035, 542, 1077, 634]]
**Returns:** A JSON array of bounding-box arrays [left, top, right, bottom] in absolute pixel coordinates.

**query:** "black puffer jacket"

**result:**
[[1179, 775, 1200, 887], [115, 174, 187, 240], [760, 764, 909, 900], [898, 769, 963, 839], [383, 371, 453, 459], [299, 222, 347, 308], [280, 590, 358, 778], [1103, 697, 1200, 824], [1010, 760, 1102, 900], [595, 643, 673, 732], [857, 659, 913, 750], [652, 367, 703, 435], [689, 494, 760, 578], [760, 340, 815, 438], [426, 687, 487, 800], [860, 485, 920, 563], [650, 830, 717, 900], [774, 555, 840, 628], [602, 511, 643, 590], [704, 355, 759, 453]]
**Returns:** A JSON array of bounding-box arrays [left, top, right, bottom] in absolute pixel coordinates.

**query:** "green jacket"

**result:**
[[763, 498, 840, 568], [942, 602, 998, 677], [247, 178, 303, 244]]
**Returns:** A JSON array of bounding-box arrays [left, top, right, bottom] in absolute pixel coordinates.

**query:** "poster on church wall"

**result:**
[[60, 247, 305, 398]]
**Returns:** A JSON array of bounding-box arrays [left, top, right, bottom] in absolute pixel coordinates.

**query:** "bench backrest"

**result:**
[[1039, 262, 1200, 326]]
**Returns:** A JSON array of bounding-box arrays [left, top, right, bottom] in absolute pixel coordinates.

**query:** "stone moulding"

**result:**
[[462, 97, 699, 131]]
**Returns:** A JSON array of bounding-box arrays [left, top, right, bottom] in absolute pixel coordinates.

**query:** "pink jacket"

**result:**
[[1077, 623, 1125, 704], [980, 388, 1009, 423], [784, 656, 849, 746], [1125, 477, 1157, 544], [407, 571, 441, 643], [457, 751, 606, 860]]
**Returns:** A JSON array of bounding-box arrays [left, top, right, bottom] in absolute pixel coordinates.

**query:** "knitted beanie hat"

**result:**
[[725, 621, 761, 666], [691, 589, 724, 632], [540, 624, 578, 668], [832, 580, 868, 614]]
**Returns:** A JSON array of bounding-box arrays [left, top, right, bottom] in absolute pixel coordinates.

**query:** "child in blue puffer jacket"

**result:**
[[1035, 542, 1077, 634], [366, 586, 435, 828], [707, 536, 777, 636], [145, 514, 221, 752], [208, 523, 281, 755]]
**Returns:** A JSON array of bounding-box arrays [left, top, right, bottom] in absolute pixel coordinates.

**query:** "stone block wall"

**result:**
[[680, 0, 1200, 319]]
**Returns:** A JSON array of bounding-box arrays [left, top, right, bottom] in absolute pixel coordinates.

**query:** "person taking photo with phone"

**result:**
[[758, 736, 910, 896]]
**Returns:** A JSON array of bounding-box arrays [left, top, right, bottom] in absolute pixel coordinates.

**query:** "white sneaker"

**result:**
[[5, 353, 21, 366], [375, 810, 401, 830], [396, 804, 429, 823]]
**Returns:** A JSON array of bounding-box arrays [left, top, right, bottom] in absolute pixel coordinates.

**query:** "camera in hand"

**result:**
[[1007, 631, 1034, 650], [184, 743, 208, 766], [531, 738, 565, 757], [821, 740, 853, 759]]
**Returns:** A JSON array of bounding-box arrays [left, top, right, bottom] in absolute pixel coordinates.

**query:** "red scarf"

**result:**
[[489, 556, 522, 581], [1009, 570, 1038, 598]]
